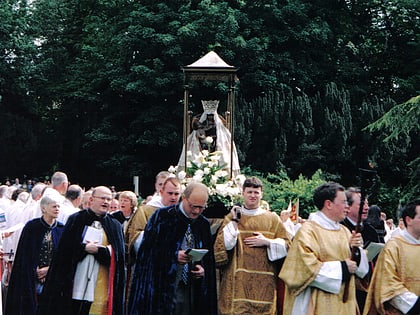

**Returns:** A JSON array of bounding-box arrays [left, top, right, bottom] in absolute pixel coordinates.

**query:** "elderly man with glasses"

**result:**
[[37, 186, 125, 315], [128, 182, 217, 315]]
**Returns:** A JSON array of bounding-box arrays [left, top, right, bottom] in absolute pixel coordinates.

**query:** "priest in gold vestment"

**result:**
[[363, 199, 420, 315], [125, 177, 181, 262], [279, 182, 369, 315], [214, 177, 290, 315]]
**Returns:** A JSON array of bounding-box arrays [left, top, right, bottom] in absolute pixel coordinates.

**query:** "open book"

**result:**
[[365, 242, 384, 261], [187, 248, 209, 261]]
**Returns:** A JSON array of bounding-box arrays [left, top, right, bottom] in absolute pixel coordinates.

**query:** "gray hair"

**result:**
[[40, 195, 60, 210], [51, 171, 68, 187], [31, 183, 47, 199]]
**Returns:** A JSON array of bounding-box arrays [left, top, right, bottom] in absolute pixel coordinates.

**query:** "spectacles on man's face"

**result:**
[[186, 198, 207, 211], [92, 195, 113, 202]]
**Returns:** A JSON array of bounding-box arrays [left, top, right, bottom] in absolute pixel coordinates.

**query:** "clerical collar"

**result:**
[[88, 208, 105, 218], [401, 229, 420, 244], [179, 203, 195, 222], [241, 206, 265, 216], [311, 211, 341, 230], [346, 217, 363, 226]]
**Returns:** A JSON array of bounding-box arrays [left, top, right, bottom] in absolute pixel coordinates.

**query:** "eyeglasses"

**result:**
[[92, 196, 113, 202], [187, 198, 207, 211]]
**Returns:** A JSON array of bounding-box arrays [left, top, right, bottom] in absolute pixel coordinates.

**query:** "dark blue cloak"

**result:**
[[128, 204, 218, 315], [36, 209, 125, 315], [5, 217, 64, 315]]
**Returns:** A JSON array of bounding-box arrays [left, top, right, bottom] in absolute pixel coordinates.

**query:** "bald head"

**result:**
[[90, 186, 112, 216], [182, 182, 209, 220]]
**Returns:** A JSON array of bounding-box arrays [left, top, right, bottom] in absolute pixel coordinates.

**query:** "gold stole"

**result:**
[[89, 231, 110, 315]]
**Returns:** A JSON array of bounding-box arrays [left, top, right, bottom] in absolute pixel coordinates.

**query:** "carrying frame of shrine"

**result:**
[[182, 51, 239, 178]]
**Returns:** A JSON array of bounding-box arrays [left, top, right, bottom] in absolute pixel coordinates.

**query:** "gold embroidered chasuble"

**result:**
[[279, 220, 359, 315], [363, 236, 420, 315], [214, 210, 290, 315]]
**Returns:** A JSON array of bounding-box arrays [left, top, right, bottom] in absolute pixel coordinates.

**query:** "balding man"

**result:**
[[128, 182, 217, 315], [37, 186, 125, 315], [58, 184, 83, 224]]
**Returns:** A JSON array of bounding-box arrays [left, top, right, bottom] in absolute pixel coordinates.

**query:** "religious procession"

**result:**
[[1, 47, 419, 315]]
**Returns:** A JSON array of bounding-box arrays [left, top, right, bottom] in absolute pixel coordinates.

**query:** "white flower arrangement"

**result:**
[[169, 150, 245, 209]]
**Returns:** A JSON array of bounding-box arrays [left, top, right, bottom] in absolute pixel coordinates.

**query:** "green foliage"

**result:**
[[241, 168, 327, 218], [364, 95, 420, 142], [364, 96, 420, 202]]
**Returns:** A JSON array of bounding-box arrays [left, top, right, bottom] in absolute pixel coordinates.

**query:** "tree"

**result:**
[[364, 95, 420, 201]]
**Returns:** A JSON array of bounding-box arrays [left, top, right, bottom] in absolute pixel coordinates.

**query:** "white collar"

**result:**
[[310, 211, 341, 230], [401, 229, 420, 244], [241, 206, 265, 216]]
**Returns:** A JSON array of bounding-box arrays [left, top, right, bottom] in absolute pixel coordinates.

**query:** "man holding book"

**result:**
[[128, 182, 217, 315], [37, 186, 125, 315]]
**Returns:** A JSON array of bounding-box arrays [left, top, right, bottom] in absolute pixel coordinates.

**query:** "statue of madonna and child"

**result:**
[[177, 100, 240, 177]]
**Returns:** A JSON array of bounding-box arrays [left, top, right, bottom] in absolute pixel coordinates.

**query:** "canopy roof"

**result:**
[[183, 51, 238, 82]]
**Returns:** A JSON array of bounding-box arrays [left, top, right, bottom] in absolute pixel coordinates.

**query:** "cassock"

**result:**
[[341, 217, 382, 311], [363, 231, 420, 315], [5, 217, 64, 315], [279, 211, 369, 315], [36, 209, 125, 315], [128, 204, 218, 315], [214, 208, 290, 315], [341, 217, 383, 246]]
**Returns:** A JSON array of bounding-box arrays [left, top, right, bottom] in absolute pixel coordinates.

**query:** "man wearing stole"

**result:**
[[37, 186, 125, 315], [363, 199, 420, 315], [279, 182, 369, 314]]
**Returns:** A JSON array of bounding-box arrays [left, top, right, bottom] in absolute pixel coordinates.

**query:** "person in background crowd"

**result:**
[[341, 187, 382, 246], [110, 190, 137, 232], [12, 178, 22, 189], [390, 217, 406, 238], [59, 184, 83, 224], [340, 187, 382, 312], [363, 199, 420, 315], [109, 199, 120, 213], [20, 182, 47, 224], [365, 205, 387, 243], [280, 209, 296, 238], [125, 177, 182, 259], [0, 185, 11, 210], [146, 171, 171, 207], [37, 186, 125, 315], [33, 171, 69, 219], [79, 190, 92, 210], [128, 182, 217, 315], [5, 196, 64, 315], [214, 176, 290, 315], [384, 217, 394, 242], [280, 182, 369, 314], [26, 179, 34, 192]]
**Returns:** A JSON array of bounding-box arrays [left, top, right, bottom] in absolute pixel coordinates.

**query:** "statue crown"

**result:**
[[201, 100, 219, 113]]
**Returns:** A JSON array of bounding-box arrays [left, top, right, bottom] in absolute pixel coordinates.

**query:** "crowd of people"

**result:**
[[0, 171, 418, 315]]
